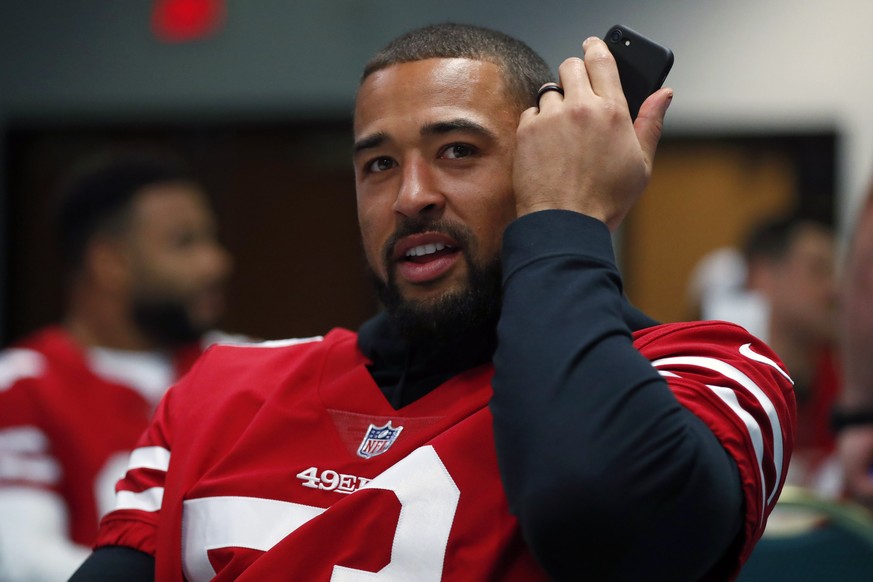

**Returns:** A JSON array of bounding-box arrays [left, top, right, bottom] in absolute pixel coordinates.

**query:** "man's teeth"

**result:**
[[406, 242, 449, 257]]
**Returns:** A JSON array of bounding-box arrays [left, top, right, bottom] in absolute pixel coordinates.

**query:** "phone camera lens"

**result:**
[[609, 29, 623, 43]]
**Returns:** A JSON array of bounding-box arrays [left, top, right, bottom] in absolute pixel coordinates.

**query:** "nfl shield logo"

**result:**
[[357, 421, 404, 459]]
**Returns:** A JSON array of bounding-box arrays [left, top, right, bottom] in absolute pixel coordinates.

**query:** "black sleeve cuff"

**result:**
[[502, 209, 617, 283]]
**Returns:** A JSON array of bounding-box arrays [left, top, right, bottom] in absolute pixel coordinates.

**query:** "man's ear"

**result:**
[[84, 236, 132, 294], [745, 259, 776, 295]]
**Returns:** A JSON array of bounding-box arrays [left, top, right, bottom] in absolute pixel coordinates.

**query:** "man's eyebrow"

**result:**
[[352, 119, 496, 155], [353, 132, 387, 155], [422, 119, 497, 140]]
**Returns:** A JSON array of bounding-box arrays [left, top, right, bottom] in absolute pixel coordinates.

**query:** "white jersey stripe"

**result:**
[[0, 349, 45, 392], [183, 496, 326, 581], [0, 427, 60, 485], [224, 336, 324, 349], [707, 385, 767, 523], [114, 487, 164, 512], [657, 368, 767, 522], [0, 426, 50, 454], [128, 446, 171, 473], [739, 343, 793, 384], [651, 355, 783, 505], [0, 454, 62, 485]]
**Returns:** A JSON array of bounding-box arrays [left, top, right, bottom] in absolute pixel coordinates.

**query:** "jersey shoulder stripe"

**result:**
[[651, 353, 785, 507], [128, 446, 170, 473], [115, 487, 164, 513], [0, 425, 61, 486], [0, 349, 46, 392], [634, 319, 796, 570], [214, 336, 324, 350]]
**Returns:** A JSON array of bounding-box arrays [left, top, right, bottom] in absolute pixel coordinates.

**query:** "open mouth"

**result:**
[[393, 233, 463, 284], [402, 241, 459, 263]]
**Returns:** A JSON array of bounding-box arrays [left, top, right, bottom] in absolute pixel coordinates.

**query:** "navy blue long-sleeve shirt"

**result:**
[[492, 210, 742, 580]]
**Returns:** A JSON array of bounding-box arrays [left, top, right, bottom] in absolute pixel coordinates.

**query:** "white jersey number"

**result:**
[[182, 446, 460, 582]]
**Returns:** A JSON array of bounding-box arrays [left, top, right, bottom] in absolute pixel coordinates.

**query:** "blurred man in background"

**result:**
[[742, 214, 840, 494], [836, 179, 873, 510], [0, 151, 234, 580]]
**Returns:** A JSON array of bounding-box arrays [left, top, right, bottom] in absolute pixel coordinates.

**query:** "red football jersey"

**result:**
[[96, 321, 794, 580], [0, 326, 203, 545]]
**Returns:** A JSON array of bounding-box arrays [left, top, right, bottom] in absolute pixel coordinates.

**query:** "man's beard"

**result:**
[[131, 295, 206, 347], [371, 218, 503, 345]]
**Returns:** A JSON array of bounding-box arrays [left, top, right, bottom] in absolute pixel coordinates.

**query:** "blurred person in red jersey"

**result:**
[[742, 214, 840, 495], [834, 176, 873, 511], [0, 151, 235, 581]]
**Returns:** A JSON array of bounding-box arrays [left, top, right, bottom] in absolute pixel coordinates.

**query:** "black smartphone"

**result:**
[[603, 25, 674, 121]]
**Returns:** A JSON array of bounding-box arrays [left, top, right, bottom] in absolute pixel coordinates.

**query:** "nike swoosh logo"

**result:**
[[739, 343, 793, 384]]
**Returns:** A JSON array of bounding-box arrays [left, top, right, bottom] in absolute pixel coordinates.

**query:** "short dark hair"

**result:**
[[742, 214, 832, 264], [53, 151, 195, 269], [361, 22, 554, 110]]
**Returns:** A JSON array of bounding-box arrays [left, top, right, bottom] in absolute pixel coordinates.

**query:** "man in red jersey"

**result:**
[[0, 152, 234, 580], [835, 178, 873, 510], [73, 24, 795, 581], [742, 215, 839, 494]]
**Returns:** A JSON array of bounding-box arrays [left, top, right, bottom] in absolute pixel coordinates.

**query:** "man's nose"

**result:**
[[202, 239, 233, 282], [393, 157, 445, 218]]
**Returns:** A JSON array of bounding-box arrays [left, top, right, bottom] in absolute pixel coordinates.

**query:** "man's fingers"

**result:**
[[581, 37, 623, 102], [515, 44, 667, 230], [554, 57, 590, 106], [634, 87, 673, 165]]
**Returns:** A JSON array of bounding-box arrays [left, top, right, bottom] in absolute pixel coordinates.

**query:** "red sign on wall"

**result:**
[[152, 0, 226, 43]]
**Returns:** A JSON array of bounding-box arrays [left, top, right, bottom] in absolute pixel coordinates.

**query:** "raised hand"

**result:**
[[513, 37, 673, 232]]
